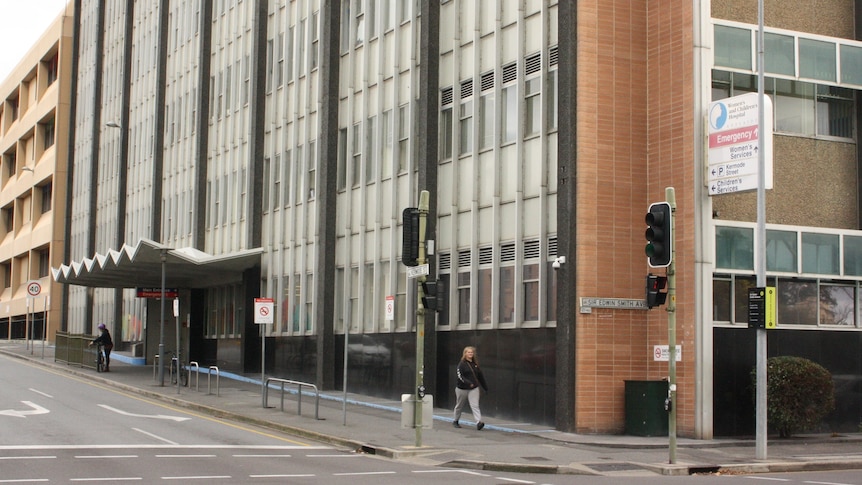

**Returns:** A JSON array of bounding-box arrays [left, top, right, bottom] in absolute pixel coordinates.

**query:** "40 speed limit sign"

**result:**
[[27, 281, 42, 297]]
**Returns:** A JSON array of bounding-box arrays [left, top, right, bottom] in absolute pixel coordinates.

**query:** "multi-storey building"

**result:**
[[51, 0, 862, 438], [0, 10, 72, 345]]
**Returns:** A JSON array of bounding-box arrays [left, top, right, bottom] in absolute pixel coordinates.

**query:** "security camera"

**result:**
[[552, 256, 566, 270]]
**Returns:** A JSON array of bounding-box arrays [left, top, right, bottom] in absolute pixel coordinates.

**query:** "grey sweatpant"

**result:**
[[453, 387, 482, 422]]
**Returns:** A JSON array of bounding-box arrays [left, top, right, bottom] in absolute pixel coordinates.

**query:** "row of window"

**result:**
[[712, 70, 854, 140], [1, 53, 59, 136], [714, 222, 862, 328], [714, 274, 859, 327], [714, 21, 862, 88], [440, 48, 559, 159], [0, 249, 50, 289]]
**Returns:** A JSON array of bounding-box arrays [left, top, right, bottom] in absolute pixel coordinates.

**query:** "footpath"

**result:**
[[3, 340, 862, 477]]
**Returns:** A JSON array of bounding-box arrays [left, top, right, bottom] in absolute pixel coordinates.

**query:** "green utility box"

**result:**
[[624, 380, 668, 436]]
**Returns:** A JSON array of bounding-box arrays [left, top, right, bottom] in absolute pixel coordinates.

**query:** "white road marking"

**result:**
[[232, 454, 292, 458], [155, 454, 217, 458], [495, 477, 536, 484], [250, 474, 315, 478], [306, 453, 360, 458], [0, 444, 327, 450], [0, 456, 55, 460], [27, 389, 53, 399], [0, 401, 50, 418], [333, 471, 397, 476], [160, 476, 231, 480], [98, 404, 191, 422], [0, 480, 50, 483], [69, 478, 142, 482], [132, 427, 178, 445], [75, 455, 138, 459], [413, 469, 491, 476]]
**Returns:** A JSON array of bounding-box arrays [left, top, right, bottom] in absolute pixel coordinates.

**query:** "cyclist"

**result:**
[[89, 323, 114, 372]]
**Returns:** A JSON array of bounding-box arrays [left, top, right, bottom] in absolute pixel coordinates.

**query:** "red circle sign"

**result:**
[[27, 281, 41, 297]]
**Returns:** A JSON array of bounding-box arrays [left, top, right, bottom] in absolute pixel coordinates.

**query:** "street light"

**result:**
[[106, 121, 121, 128]]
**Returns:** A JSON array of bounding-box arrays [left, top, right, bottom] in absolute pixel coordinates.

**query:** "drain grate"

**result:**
[[520, 456, 551, 462], [585, 462, 644, 472]]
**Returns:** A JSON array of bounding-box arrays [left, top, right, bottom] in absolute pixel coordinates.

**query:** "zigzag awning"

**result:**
[[52, 238, 262, 289]]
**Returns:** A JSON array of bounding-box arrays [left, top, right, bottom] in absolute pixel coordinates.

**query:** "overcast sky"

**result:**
[[0, 1, 69, 83]]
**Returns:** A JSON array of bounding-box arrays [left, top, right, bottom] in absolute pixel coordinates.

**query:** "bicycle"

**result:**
[[94, 343, 107, 373], [167, 351, 188, 387]]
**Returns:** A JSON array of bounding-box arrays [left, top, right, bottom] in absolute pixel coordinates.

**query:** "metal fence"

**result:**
[[55, 332, 97, 370]]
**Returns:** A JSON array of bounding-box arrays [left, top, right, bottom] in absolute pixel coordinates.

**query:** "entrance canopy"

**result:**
[[52, 238, 262, 289]]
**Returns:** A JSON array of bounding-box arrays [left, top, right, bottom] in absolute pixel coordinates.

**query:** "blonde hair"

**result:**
[[460, 346, 478, 365]]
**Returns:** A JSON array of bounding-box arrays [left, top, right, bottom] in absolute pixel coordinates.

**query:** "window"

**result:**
[[40, 183, 51, 214], [802, 232, 839, 275], [714, 25, 751, 71], [525, 54, 542, 137], [354, 0, 365, 45], [765, 32, 795, 76], [479, 72, 494, 150], [352, 123, 362, 187], [266, 39, 273, 93], [716, 226, 754, 270], [276, 33, 284, 87], [262, 157, 271, 212], [440, 89, 453, 160], [499, 243, 515, 324], [44, 54, 58, 85], [523, 240, 541, 321], [778, 279, 818, 325], [799, 38, 836, 82], [43, 118, 55, 149], [816, 85, 854, 139], [311, 11, 319, 70], [38, 249, 49, 278], [501, 63, 517, 144], [398, 104, 409, 171], [307, 141, 316, 200], [283, 149, 291, 206], [457, 250, 471, 325], [478, 247, 492, 323], [459, 80, 473, 155], [820, 283, 855, 326], [840, 44, 862, 85], [294, 145, 304, 203], [287, 26, 294, 82], [366, 115, 376, 182], [382, 109, 393, 178], [337, 128, 347, 190], [272, 153, 281, 209], [844, 235, 862, 276], [766, 229, 797, 273], [2, 262, 10, 288]]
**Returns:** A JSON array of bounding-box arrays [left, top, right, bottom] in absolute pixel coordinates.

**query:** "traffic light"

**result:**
[[421, 279, 446, 312], [645, 201, 672, 267], [646, 274, 668, 309], [402, 207, 420, 267]]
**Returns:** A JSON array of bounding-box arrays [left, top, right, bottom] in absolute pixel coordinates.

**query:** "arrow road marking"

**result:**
[[0, 401, 50, 418], [98, 404, 191, 422]]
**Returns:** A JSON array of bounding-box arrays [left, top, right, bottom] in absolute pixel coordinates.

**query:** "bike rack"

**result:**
[[263, 377, 321, 420], [189, 361, 200, 390], [152, 354, 159, 380], [208, 366, 220, 396]]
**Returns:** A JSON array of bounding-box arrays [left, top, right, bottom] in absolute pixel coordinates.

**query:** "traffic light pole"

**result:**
[[666, 187, 678, 464], [414, 190, 430, 448]]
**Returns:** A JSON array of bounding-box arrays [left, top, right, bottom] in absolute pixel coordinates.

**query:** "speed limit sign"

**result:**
[[27, 281, 41, 297]]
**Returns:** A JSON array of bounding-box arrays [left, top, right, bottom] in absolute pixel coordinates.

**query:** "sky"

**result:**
[[0, 0, 69, 83]]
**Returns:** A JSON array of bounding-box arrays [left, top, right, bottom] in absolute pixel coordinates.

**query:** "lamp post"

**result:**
[[158, 249, 167, 386]]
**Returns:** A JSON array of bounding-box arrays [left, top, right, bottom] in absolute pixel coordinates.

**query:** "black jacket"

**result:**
[[456, 359, 488, 391], [93, 329, 113, 348]]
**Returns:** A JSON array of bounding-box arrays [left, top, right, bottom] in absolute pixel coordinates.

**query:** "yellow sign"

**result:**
[[765, 286, 777, 329]]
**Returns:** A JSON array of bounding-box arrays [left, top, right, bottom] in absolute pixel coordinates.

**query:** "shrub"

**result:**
[[751, 356, 835, 438]]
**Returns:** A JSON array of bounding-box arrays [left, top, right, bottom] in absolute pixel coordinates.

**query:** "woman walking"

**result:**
[[453, 346, 489, 430]]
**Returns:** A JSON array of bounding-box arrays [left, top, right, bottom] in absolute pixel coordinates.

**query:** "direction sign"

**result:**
[[707, 92, 773, 195], [26, 281, 41, 297]]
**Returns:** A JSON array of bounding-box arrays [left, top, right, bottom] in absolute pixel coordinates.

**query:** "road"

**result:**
[[2, 354, 860, 484], [0, 355, 571, 483]]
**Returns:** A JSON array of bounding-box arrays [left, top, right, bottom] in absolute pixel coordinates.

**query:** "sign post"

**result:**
[[26, 281, 41, 354], [255, 297, 274, 406]]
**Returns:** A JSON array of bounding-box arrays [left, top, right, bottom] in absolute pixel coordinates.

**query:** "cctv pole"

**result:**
[[414, 190, 430, 448]]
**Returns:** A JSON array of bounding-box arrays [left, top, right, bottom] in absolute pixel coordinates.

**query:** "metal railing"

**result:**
[[207, 366, 220, 396], [263, 377, 321, 420]]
